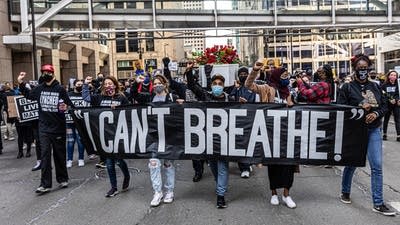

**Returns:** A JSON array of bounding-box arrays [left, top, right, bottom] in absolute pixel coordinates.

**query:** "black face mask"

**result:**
[[239, 75, 248, 84], [42, 73, 54, 83], [355, 69, 369, 81], [370, 75, 377, 80], [75, 86, 82, 92]]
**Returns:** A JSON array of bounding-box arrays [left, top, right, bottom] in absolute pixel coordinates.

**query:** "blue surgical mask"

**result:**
[[211, 85, 224, 96], [280, 78, 290, 87], [356, 69, 369, 81]]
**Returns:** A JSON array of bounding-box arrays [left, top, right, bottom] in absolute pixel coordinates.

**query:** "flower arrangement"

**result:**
[[192, 45, 241, 65]]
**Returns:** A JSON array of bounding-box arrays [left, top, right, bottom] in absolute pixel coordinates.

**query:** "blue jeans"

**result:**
[[106, 158, 130, 189], [66, 124, 84, 160], [209, 160, 229, 196], [148, 159, 175, 193], [341, 127, 383, 206]]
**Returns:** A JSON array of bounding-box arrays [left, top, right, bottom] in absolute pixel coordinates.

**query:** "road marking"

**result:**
[[388, 202, 400, 212]]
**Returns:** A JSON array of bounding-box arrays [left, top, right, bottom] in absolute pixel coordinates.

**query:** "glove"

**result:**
[[162, 57, 170, 67], [204, 65, 213, 77]]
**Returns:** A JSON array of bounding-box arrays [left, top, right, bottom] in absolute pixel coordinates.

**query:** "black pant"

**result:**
[[32, 121, 41, 160], [16, 124, 33, 154], [383, 104, 400, 136], [40, 132, 68, 188], [238, 162, 251, 172], [192, 160, 205, 174], [268, 165, 295, 190], [0, 122, 3, 150]]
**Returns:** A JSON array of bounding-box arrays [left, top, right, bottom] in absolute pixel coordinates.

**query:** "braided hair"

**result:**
[[351, 53, 372, 70]]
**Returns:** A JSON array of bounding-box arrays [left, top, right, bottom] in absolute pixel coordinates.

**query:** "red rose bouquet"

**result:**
[[192, 45, 241, 65]]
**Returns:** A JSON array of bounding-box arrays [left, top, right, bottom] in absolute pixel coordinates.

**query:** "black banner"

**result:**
[[66, 95, 90, 123], [14, 96, 39, 122], [72, 103, 368, 166]]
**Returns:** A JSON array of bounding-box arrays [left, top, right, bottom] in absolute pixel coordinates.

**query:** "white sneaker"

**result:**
[[59, 182, 69, 188], [282, 195, 296, 208], [240, 171, 250, 178], [66, 160, 72, 168], [150, 192, 163, 207], [164, 192, 174, 203], [270, 195, 279, 205], [78, 160, 85, 167], [88, 154, 98, 160]]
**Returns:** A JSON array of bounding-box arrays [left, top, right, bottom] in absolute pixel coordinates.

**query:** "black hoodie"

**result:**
[[20, 80, 72, 134], [338, 80, 387, 129]]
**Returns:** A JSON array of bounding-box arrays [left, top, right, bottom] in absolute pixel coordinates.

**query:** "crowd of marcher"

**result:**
[[0, 53, 399, 216]]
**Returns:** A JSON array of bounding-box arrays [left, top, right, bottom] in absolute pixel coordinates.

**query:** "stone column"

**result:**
[[61, 45, 82, 85], [0, 0, 13, 82]]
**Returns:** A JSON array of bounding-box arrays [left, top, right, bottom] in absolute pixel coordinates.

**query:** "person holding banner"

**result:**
[[82, 75, 131, 197], [245, 61, 297, 209], [338, 53, 395, 216], [147, 74, 182, 207], [66, 79, 87, 168], [186, 72, 231, 208], [18, 64, 72, 194], [381, 70, 400, 142], [163, 58, 206, 183], [229, 66, 257, 178]]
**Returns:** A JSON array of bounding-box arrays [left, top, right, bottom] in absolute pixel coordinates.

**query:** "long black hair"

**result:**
[[322, 64, 335, 101]]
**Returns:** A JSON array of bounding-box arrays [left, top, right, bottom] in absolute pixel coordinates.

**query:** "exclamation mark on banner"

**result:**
[[334, 111, 344, 161]]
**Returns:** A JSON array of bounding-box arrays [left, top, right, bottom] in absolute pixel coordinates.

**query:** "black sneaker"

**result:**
[[105, 188, 119, 198], [17, 152, 23, 159], [122, 176, 130, 192], [383, 134, 387, 140], [192, 173, 203, 182], [340, 193, 351, 204], [216, 195, 227, 209], [372, 204, 396, 216], [96, 161, 106, 168]]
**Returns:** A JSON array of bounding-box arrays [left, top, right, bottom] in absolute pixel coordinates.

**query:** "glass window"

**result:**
[[116, 31, 126, 53], [128, 32, 139, 52], [145, 32, 154, 52], [114, 2, 124, 9]]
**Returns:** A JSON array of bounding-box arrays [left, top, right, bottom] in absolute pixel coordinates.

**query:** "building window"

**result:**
[[144, 1, 152, 9], [145, 32, 154, 52], [114, 2, 124, 9], [127, 2, 136, 8], [98, 34, 107, 45], [128, 32, 139, 52], [116, 31, 126, 53]]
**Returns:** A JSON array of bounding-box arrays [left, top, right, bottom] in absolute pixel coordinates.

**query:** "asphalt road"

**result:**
[[0, 124, 399, 225]]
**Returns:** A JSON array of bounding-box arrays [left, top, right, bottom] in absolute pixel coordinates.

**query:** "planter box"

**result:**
[[199, 64, 239, 87]]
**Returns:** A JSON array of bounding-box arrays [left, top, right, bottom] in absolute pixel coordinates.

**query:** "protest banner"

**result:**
[[72, 103, 368, 166]]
